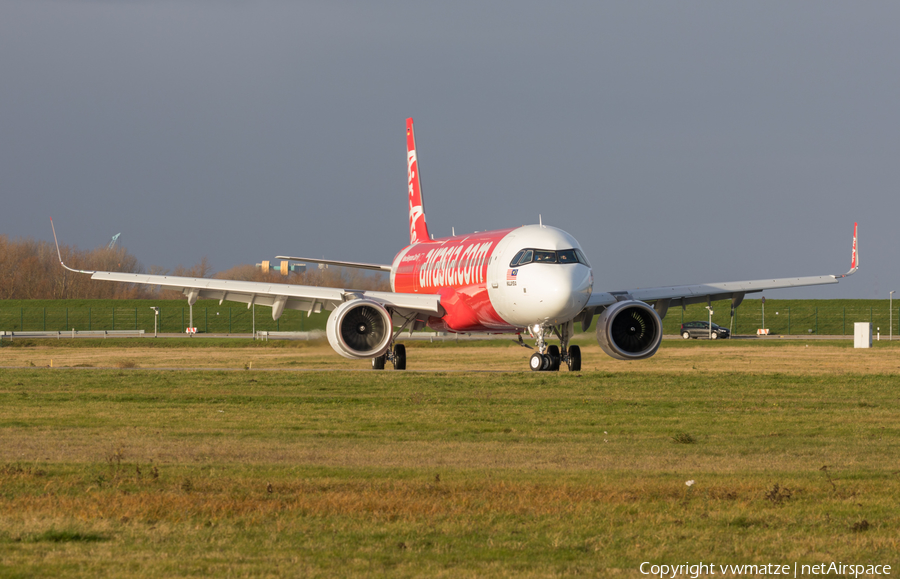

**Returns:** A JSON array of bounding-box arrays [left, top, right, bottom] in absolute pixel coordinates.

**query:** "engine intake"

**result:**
[[595, 300, 662, 360], [326, 299, 393, 359]]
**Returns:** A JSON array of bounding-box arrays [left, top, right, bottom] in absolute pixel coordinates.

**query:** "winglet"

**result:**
[[50, 218, 96, 275], [406, 118, 430, 245], [835, 222, 858, 278]]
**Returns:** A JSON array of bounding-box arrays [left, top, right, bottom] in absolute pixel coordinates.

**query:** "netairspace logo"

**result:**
[[639, 561, 891, 578]]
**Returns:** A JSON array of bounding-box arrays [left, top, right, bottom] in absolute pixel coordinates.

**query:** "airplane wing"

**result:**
[[584, 222, 859, 321], [85, 271, 441, 320], [50, 221, 440, 324]]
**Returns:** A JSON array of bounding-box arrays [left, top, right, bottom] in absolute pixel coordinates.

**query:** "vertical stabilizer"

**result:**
[[406, 118, 430, 244], [835, 222, 859, 278]]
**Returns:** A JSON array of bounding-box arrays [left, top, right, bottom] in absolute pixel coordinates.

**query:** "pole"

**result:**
[[891, 291, 895, 342]]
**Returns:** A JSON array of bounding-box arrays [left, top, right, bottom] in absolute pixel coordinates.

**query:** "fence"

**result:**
[[0, 306, 325, 334], [662, 301, 898, 337], [2, 301, 898, 336]]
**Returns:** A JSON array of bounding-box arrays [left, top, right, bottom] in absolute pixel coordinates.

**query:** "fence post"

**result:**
[[43, 308, 46, 331], [135, 308, 138, 330], [815, 307, 818, 335], [89, 308, 91, 331], [843, 307, 845, 335], [229, 308, 232, 333], [113, 308, 115, 330], [788, 307, 791, 335], [66, 308, 69, 330], [20, 308, 23, 331], [205, 308, 208, 333]]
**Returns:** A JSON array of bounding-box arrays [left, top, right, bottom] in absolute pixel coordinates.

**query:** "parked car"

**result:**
[[680, 321, 730, 339]]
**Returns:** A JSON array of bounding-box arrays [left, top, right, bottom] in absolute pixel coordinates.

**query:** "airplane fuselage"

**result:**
[[391, 224, 593, 333]]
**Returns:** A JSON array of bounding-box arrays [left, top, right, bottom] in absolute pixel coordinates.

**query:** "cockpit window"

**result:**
[[509, 250, 525, 267], [575, 248, 590, 267], [509, 248, 588, 267], [510, 249, 534, 266]]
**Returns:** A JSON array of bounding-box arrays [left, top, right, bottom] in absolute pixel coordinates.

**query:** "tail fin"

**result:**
[[835, 222, 859, 278], [406, 118, 430, 244]]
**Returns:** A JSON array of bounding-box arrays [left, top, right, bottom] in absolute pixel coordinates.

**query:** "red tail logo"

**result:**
[[406, 118, 430, 245]]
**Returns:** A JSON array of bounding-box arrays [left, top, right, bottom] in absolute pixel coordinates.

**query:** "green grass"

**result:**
[[0, 357, 898, 577]]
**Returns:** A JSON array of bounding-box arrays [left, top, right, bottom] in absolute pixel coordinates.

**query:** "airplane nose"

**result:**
[[533, 265, 592, 324]]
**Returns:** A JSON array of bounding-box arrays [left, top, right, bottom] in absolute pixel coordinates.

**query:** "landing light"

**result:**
[[533, 324, 541, 334]]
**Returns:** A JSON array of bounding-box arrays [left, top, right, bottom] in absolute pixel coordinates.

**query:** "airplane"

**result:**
[[52, 118, 859, 371]]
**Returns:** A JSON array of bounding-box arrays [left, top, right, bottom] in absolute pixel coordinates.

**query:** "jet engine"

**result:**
[[326, 299, 393, 359], [595, 300, 662, 361]]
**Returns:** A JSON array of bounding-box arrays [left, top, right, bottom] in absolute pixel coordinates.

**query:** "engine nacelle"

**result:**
[[326, 299, 393, 359], [596, 300, 662, 361]]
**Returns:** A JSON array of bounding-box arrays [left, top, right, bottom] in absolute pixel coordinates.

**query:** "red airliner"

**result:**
[[54, 118, 859, 371]]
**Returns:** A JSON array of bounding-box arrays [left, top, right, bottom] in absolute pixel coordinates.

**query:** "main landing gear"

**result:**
[[372, 343, 406, 370], [527, 322, 581, 372]]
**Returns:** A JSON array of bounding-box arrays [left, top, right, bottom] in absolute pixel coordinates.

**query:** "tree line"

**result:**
[[0, 235, 389, 300]]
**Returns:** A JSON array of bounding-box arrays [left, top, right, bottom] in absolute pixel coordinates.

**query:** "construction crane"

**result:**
[[107, 233, 121, 250]]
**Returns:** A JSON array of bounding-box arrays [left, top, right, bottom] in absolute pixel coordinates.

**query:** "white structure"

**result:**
[[854, 322, 872, 349]]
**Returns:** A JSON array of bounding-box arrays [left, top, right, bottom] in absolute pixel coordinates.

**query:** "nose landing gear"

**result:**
[[527, 322, 581, 372]]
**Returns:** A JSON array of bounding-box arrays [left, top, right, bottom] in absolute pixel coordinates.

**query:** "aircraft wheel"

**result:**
[[392, 344, 407, 370], [682, 331, 690, 339], [529, 352, 544, 371], [566, 345, 582, 371], [372, 354, 386, 370], [547, 345, 561, 371], [541, 354, 552, 371]]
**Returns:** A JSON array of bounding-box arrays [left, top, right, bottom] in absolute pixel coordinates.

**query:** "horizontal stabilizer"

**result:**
[[276, 256, 392, 272]]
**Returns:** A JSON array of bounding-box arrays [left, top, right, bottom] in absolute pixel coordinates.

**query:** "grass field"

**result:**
[[1, 339, 898, 577]]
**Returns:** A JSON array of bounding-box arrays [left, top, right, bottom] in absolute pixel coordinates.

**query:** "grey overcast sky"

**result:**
[[2, 1, 898, 299]]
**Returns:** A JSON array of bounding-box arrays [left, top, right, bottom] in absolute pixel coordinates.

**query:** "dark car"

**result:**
[[680, 321, 730, 340]]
